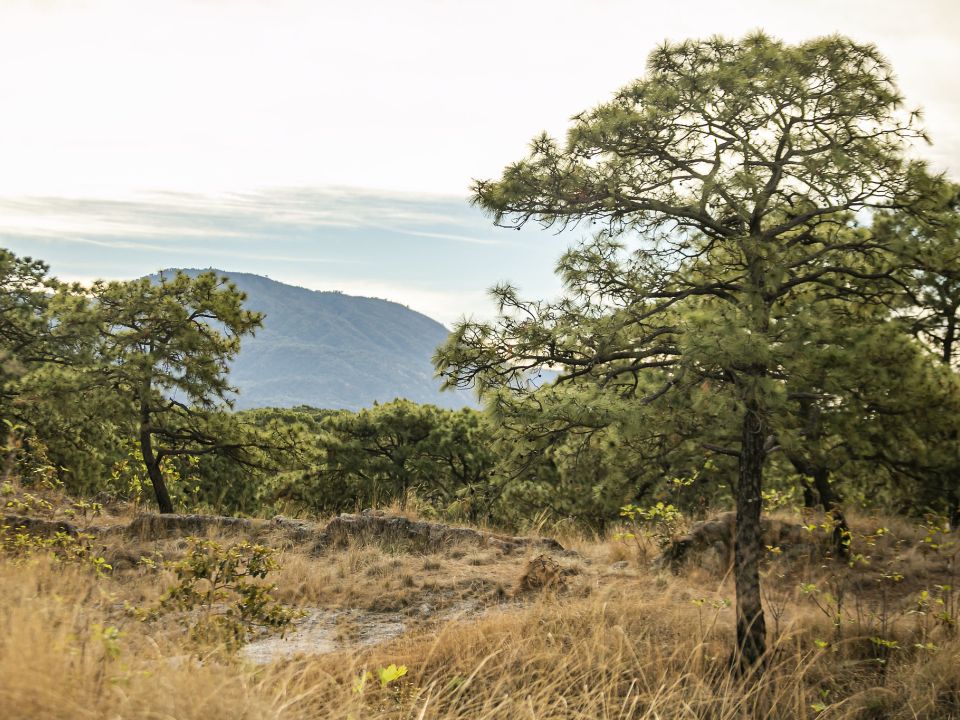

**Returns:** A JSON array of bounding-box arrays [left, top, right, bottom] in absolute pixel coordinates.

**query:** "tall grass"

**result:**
[[0, 515, 957, 719]]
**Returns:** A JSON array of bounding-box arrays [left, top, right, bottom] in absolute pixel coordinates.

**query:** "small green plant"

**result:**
[[93, 623, 123, 660], [801, 511, 852, 561], [690, 596, 731, 642], [377, 663, 408, 687], [1, 425, 62, 492], [0, 524, 112, 575], [618, 502, 684, 555], [811, 688, 831, 715], [800, 578, 847, 645], [143, 538, 299, 651], [762, 486, 798, 512], [353, 663, 411, 709], [63, 499, 103, 530], [3, 491, 54, 517], [912, 584, 958, 641], [920, 514, 956, 554]]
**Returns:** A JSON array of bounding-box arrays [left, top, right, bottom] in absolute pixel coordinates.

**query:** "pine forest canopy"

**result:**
[[435, 32, 954, 669], [0, 257, 488, 518]]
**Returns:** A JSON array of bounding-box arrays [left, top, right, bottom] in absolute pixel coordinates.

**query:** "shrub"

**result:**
[[142, 538, 299, 651]]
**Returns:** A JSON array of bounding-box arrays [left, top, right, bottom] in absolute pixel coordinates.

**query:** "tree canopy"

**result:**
[[86, 271, 264, 513]]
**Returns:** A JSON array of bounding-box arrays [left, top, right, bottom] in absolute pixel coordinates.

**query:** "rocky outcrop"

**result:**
[[268, 515, 316, 543], [125, 513, 256, 540], [4, 509, 565, 555], [1, 514, 80, 537], [315, 510, 565, 554]]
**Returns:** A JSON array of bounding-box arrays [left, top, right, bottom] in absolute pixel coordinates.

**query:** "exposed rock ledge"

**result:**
[[317, 511, 565, 554], [4, 510, 566, 555], [1, 514, 82, 537]]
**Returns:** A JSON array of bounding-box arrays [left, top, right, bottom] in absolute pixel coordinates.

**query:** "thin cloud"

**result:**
[[0, 187, 488, 241], [0, 185, 568, 323], [388, 227, 505, 247], [4, 230, 353, 265]]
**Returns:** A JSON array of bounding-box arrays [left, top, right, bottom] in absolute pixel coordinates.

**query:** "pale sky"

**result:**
[[1, 0, 958, 323]]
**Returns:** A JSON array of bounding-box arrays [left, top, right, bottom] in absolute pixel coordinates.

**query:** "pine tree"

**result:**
[[436, 33, 925, 669]]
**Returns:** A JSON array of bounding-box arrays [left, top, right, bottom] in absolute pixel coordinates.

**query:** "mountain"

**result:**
[[160, 269, 476, 411]]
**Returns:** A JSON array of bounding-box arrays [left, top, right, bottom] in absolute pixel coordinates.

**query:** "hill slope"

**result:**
[[161, 269, 474, 411]]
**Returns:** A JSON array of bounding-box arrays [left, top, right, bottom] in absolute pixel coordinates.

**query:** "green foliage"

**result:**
[[0, 251, 288, 514], [3, 491, 54, 517], [0, 525, 112, 575], [62, 499, 104, 530], [0, 251, 62, 418], [354, 663, 409, 694], [376, 663, 409, 687], [143, 538, 298, 651], [106, 439, 199, 511], [619, 501, 685, 551], [86, 270, 264, 512], [289, 400, 499, 519], [797, 516, 958, 670]]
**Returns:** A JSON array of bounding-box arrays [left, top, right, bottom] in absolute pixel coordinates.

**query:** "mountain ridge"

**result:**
[[156, 268, 475, 411]]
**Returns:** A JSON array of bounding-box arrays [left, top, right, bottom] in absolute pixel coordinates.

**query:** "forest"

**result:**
[[2, 32, 959, 720]]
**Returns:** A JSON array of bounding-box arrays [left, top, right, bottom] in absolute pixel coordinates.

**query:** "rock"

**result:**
[[270, 515, 316, 542], [315, 512, 566, 555], [5, 508, 568, 560], [126, 513, 255, 540], [1, 514, 79, 537], [609, 560, 630, 571], [417, 603, 433, 618]]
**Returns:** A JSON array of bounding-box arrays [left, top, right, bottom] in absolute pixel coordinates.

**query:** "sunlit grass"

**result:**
[[0, 507, 957, 719]]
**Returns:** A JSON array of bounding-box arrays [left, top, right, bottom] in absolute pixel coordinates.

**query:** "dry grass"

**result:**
[[0, 505, 958, 719]]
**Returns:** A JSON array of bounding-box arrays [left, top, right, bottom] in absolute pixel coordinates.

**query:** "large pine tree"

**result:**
[[436, 34, 925, 668]]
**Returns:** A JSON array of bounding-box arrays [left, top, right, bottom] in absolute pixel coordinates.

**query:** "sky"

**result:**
[[1, 0, 958, 324]]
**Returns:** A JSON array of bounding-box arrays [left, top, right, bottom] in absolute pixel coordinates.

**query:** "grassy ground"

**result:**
[[0, 493, 958, 719]]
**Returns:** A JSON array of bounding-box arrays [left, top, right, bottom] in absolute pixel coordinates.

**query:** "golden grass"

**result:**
[[0, 509, 958, 720]]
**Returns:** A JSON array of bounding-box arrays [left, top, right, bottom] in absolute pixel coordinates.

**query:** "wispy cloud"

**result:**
[[0, 185, 568, 323], [3, 229, 352, 265], [0, 187, 502, 243], [385, 228, 505, 246]]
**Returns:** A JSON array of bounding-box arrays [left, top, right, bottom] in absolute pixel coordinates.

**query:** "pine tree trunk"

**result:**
[[139, 412, 173, 514], [735, 244, 770, 672], [735, 401, 767, 671], [801, 478, 816, 509], [942, 312, 955, 366], [948, 486, 959, 532], [939, 316, 958, 531], [787, 455, 850, 556], [812, 468, 850, 559]]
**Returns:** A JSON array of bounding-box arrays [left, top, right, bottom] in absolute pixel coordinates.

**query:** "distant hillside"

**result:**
[[158, 269, 476, 411]]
